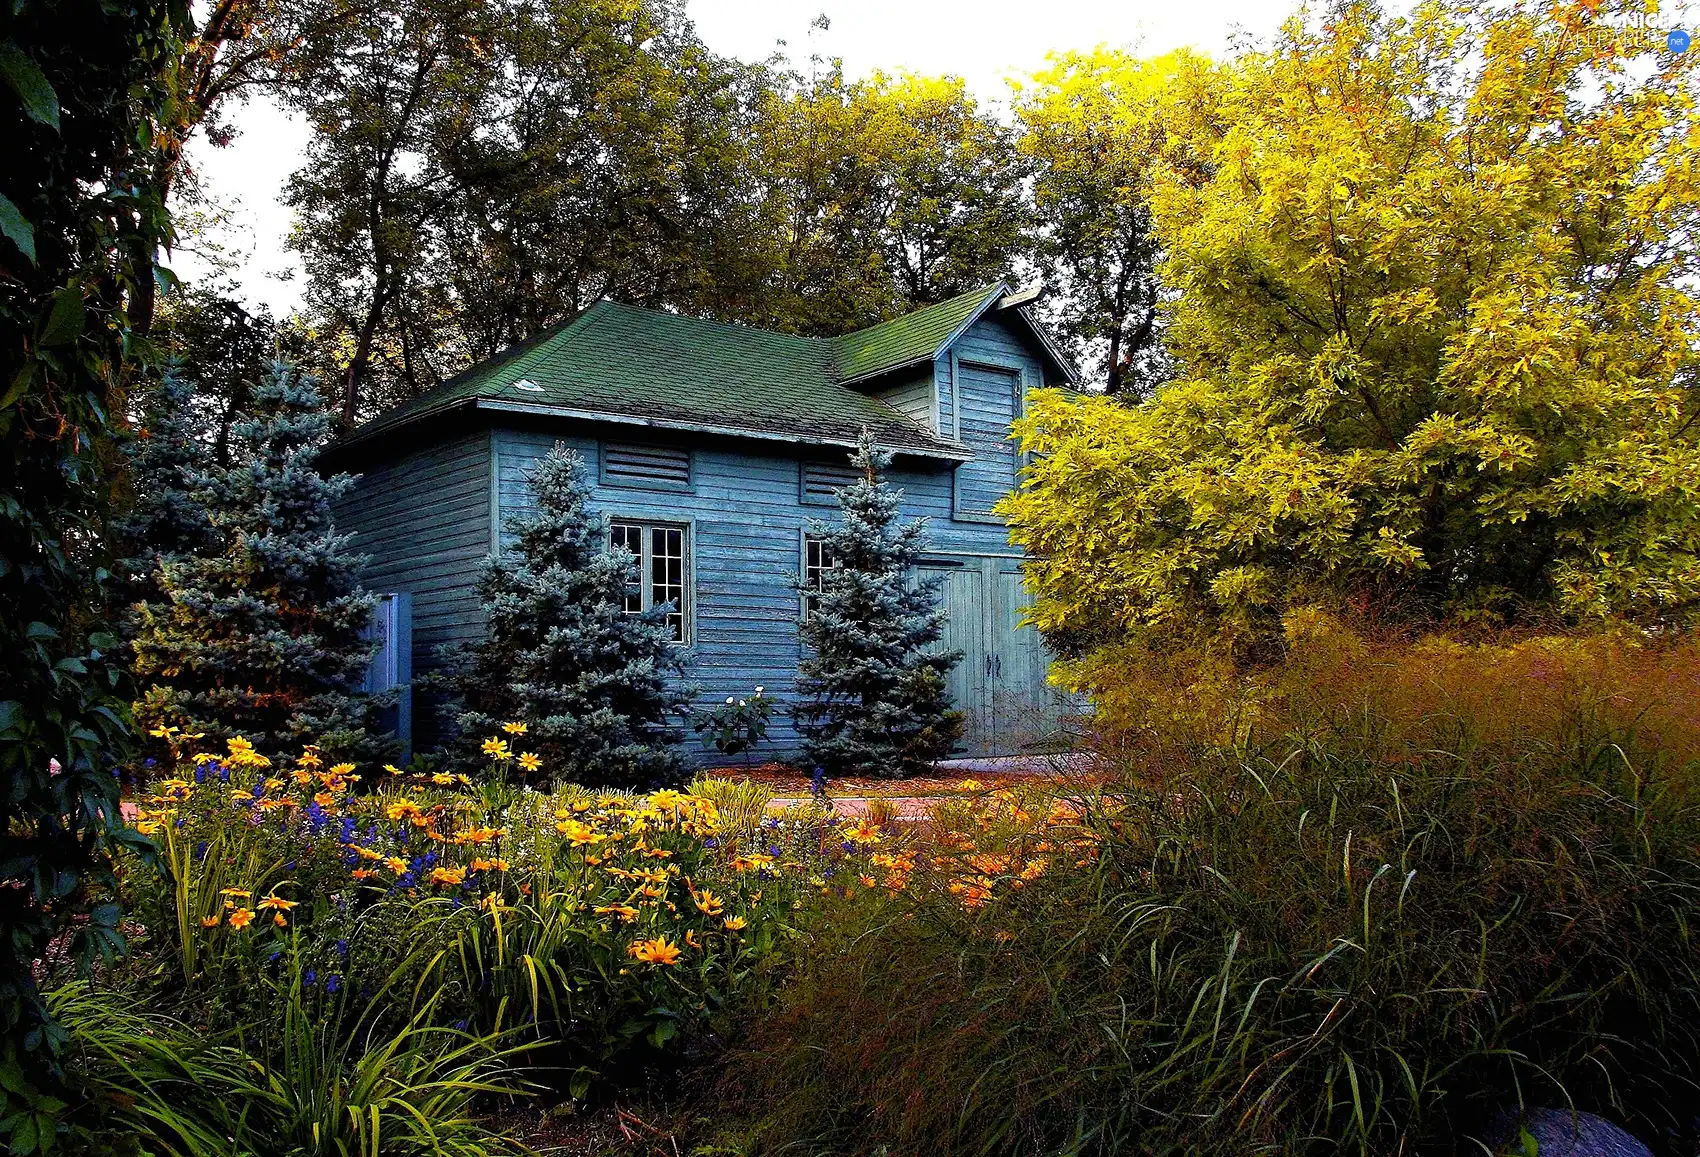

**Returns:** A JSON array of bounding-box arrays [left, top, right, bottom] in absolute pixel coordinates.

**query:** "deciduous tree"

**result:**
[[1004, 0, 1700, 662]]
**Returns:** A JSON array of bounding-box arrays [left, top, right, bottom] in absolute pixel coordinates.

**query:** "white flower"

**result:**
[[48, 758, 61, 776], [725, 696, 735, 705], [754, 686, 764, 694], [738, 700, 747, 707]]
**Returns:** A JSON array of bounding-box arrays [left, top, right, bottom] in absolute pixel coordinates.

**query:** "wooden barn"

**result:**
[[327, 282, 1079, 761]]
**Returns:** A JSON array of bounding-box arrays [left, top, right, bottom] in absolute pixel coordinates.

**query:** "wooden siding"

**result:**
[[943, 312, 1041, 522], [489, 428, 1020, 759], [334, 431, 492, 746], [870, 368, 937, 432]]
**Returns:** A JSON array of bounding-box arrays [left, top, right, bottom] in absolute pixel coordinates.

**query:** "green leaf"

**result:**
[[39, 289, 85, 347], [0, 193, 34, 264], [0, 44, 59, 131], [8, 1110, 39, 1154]]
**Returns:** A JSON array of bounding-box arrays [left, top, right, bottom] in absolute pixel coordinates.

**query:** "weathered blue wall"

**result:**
[[334, 430, 492, 747], [489, 427, 1020, 760]]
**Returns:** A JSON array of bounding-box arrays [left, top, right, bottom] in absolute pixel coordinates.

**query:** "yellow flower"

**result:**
[[313, 791, 337, 809], [517, 752, 542, 773], [329, 762, 356, 777], [384, 856, 408, 874], [431, 773, 455, 786], [841, 818, 882, 845], [430, 866, 467, 886], [627, 936, 682, 966], [685, 930, 702, 949], [481, 737, 512, 759], [383, 763, 402, 775], [272, 911, 288, 927], [731, 853, 775, 872], [956, 779, 984, 791], [722, 914, 747, 932], [257, 895, 297, 912], [692, 889, 724, 917], [594, 904, 640, 923], [554, 819, 606, 847], [227, 908, 255, 930], [219, 888, 252, 899], [502, 721, 528, 735], [199, 914, 220, 928]]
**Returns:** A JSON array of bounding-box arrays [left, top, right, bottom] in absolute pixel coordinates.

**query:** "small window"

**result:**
[[800, 459, 860, 505], [610, 521, 690, 643], [801, 534, 838, 620], [602, 442, 691, 491]]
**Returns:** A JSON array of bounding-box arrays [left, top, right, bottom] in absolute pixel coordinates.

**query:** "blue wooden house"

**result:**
[[328, 282, 1079, 760]]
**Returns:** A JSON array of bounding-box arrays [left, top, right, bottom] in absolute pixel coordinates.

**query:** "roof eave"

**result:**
[[473, 399, 975, 462], [1003, 303, 1083, 387]]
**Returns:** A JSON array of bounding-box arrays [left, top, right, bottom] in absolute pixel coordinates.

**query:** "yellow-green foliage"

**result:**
[[1003, 0, 1700, 653]]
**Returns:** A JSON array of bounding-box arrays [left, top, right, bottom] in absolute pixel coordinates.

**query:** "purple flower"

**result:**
[[325, 974, 341, 995]]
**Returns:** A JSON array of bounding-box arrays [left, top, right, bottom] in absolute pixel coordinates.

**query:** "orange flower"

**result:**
[[692, 889, 724, 917], [722, 914, 747, 932], [429, 865, 467, 887], [594, 904, 640, 923], [199, 914, 220, 928], [351, 868, 375, 880], [228, 908, 255, 930], [685, 930, 702, 949], [272, 911, 288, 927], [627, 937, 682, 965]]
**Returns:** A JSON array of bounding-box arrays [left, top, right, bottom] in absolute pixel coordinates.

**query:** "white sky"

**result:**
[[173, 0, 1310, 315]]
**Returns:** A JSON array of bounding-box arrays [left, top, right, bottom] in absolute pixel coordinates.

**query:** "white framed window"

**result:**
[[801, 533, 838, 620], [610, 520, 690, 643]]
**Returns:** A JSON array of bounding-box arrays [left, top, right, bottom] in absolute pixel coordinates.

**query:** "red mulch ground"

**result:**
[[702, 760, 1104, 806]]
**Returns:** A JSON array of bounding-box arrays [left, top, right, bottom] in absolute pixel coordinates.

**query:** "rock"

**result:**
[[1492, 1108, 1654, 1157]]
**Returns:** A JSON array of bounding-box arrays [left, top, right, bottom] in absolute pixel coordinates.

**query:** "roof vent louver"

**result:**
[[512, 378, 543, 392], [802, 459, 860, 504], [602, 442, 691, 489]]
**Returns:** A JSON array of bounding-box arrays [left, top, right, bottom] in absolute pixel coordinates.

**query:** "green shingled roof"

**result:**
[[830, 284, 1003, 383], [343, 284, 1039, 456]]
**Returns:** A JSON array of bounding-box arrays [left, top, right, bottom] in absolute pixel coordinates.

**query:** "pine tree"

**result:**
[[451, 444, 689, 787], [116, 366, 217, 626], [130, 362, 383, 760], [795, 430, 963, 777]]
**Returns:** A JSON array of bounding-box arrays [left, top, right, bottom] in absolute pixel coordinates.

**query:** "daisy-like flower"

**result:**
[[199, 914, 221, 928], [722, 914, 748, 932], [257, 895, 297, 912], [383, 764, 402, 775], [627, 937, 682, 965], [227, 908, 255, 930], [429, 865, 467, 886], [692, 889, 724, 917], [555, 819, 606, 847], [517, 752, 542, 774], [594, 904, 640, 923], [502, 721, 528, 735], [385, 856, 409, 874], [481, 737, 512, 760]]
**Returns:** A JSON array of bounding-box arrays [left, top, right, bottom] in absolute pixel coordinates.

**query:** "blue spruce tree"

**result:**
[[796, 430, 963, 777], [117, 366, 218, 629], [451, 444, 689, 786], [130, 363, 383, 760]]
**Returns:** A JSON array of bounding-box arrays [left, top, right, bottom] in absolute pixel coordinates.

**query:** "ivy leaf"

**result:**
[[0, 43, 59, 131], [0, 193, 35, 264], [38, 288, 84, 347]]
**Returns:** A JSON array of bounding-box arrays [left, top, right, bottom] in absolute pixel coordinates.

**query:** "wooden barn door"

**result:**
[[990, 564, 1070, 752], [920, 562, 990, 754], [919, 558, 1072, 756]]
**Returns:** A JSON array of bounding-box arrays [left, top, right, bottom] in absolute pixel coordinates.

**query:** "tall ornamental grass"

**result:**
[[724, 630, 1700, 1156]]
